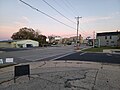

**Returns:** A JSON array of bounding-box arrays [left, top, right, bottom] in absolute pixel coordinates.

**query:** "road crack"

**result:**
[[64, 72, 88, 89], [92, 69, 99, 90]]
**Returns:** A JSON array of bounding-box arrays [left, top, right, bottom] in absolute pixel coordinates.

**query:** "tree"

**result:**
[[48, 35, 55, 44], [11, 27, 47, 45], [11, 27, 36, 40], [37, 35, 47, 45]]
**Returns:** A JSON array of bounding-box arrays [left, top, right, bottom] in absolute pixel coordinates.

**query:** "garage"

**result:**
[[0, 40, 39, 48]]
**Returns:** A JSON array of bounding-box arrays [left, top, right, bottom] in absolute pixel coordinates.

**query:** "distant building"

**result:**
[[62, 35, 83, 44], [96, 31, 120, 46], [0, 40, 39, 48], [83, 39, 93, 46], [62, 38, 69, 44], [54, 36, 62, 44], [47, 36, 62, 44]]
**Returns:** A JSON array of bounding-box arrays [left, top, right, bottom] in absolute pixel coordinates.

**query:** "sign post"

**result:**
[[14, 64, 30, 83]]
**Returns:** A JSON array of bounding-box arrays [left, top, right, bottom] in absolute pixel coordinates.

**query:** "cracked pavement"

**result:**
[[0, 61, 120, 90]]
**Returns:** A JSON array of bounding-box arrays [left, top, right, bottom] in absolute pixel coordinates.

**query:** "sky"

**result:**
[[0, 0, 120, 40]]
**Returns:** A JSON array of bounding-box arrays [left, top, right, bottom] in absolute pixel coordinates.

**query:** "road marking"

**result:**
[[80, 52, 86, 56], [51, 52, 76, 61], [106, 54, 112, 56]]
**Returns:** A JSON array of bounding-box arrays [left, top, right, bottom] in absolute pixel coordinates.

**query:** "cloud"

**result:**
[[81, 16, 112, 23], [14, 16, 31, 26], [112, 11, 120, 16], [81, 11, 120, 24]]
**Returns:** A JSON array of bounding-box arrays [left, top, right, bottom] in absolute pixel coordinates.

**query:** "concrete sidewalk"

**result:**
[[0, 61, 120, 90], [103, 49, 120, 54]]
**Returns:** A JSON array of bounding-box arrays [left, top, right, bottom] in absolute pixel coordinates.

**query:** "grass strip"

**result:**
[[82, 46, 120, 52]]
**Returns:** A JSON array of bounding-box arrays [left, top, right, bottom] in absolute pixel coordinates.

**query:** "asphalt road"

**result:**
[[1, 45, 88, 63], [0, 48, 30, 52], [55, 52, 120, 64]]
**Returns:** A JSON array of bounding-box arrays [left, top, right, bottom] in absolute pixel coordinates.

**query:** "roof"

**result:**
[[97, 32, 120, 36]]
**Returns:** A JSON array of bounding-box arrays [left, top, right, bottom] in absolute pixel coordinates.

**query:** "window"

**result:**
[[105, 36, 107, 39], [106, 43, 109, 45], [111, 41, 114, 43], [110, 36, 112, 39]]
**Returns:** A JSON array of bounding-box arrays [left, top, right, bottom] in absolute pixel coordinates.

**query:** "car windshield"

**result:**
[[0, 0, 120, 90]]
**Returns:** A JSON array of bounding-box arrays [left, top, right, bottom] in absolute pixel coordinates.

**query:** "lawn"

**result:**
[[83, 46, 120, 52]]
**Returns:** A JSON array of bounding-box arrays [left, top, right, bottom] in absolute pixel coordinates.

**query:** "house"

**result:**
[[47, 36, 62, 45], [54, 36, 62, 44], [83, 39, 93, 46], [0, 40, 39, 48], [63, 35, 83, 44], [96, 31, 120, 47]]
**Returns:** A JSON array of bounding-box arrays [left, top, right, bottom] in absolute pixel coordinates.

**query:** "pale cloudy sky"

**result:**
[[0, 0, 120, 40]]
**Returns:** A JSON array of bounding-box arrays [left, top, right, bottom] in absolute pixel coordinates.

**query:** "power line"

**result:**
[[61, 0, 76, 16], [42, 0, 76, 24], [61, 34, 76, 37], [79, 27, 90, 35], [65, 0, 80, 15], [19, 0, 76, 30], [19, 0, 89, 38], [78, 28, 92, 37], [52, 0, 89, 37], [52, 0, 73, 15], [78, 30, 89, 37]]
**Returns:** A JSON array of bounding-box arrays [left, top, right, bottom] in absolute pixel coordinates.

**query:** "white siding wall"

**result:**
[[16, 40, 39, 48], [97, 35, 118, 46], [0, 40, 39, 48]]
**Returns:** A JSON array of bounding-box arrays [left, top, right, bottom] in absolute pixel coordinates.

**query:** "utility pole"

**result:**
[[75, 16, 82, 49], [93, 31, 95, 47]]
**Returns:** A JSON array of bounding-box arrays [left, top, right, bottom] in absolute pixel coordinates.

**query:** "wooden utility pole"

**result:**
[[75, 16, 82, 49]]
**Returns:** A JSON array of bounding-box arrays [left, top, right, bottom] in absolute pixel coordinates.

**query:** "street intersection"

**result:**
[[0, 45, 120, 90]]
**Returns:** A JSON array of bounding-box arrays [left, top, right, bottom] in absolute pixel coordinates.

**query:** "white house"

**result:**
[[96, 31, 120, 46], [0, 40, 39, 48]]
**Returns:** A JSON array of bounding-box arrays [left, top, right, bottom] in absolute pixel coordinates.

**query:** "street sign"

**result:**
[[6, 58, 14, 63], [0, 59, 3, 64], [14, 64, 30, 83]]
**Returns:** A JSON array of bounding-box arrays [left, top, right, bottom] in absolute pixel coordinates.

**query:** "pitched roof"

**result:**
[[97, 32, 120, 36]]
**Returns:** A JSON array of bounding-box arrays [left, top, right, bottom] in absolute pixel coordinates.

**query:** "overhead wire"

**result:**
[[19, 0, 89, 38], [19, 0, 76, 30], [62, 0, 89, 36], [51, 0, 89, 37], [61, 34, 76, 37], [61, 0, 76, 16], [52, 0, 73, 15], [42, 0, 76, 24], [65, 0, 80, 16], [59, 0, 88, 37]]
